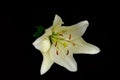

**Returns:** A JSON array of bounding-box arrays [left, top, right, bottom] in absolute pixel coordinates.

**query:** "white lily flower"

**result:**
[[32, 15, 100, 75]]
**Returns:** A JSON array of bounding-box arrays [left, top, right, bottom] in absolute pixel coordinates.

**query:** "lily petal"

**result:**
[[32, 35, 51, 53], [50, 44, 77, 72], [70, 37, 100, 54], [40, 52, 54, 75], [68, 20, 89, 36], [53, 14, 64, 27], [45, 15, 64, 34], [55, 21, 89, 41]]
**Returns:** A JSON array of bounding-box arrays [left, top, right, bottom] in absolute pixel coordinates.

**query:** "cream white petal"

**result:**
[[50, 44, 77, 72], [69, 20, 89, 36], [32, 35, 51, 53], [40, 52, 54, 75], [54, 21, 89, 41], [45, 15, 64, 34], [70, 37, 100, 54], [53, 14, 64, 27]]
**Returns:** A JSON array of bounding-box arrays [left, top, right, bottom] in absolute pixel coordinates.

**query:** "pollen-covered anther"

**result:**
[[69, 34, 72, 40], [66, 49, 69, 55], [56, 50, 59, 55], [59, 34, 63, 36], [72, 42, 76, 46], [55, 41, 57, 47]]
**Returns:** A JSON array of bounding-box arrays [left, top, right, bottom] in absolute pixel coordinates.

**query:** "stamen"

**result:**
[[69, 34, 71, 40], [56, 50, 59, 55], [55, 41, 57, 47], [66, 49, 69, 55], [72, 42, 76, 46], [59, 34, 63, 36]]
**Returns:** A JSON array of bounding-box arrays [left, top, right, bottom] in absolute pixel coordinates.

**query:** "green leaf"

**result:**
[[33, 26, 45, 37]]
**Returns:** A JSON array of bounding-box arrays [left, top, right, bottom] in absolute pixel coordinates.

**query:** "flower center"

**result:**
[[49, 33, 68, 47], [49, 32, 76, 47], [49, 32, 76, 55]]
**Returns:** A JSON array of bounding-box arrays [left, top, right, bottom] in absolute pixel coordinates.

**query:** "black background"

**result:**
[[1, 1, 114, 80]]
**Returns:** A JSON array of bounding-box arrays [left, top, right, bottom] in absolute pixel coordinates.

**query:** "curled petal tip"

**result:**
[[40, 69, 46, 75], [54, 14, 64, 24], [94, 47, 101, 54], [69, 66, 77, 72], [80, 20, 89, 26], [83, 20, 88, 22], [89, 46, 101, 54]]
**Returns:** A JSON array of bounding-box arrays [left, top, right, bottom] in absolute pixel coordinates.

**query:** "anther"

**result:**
[[69, 34, 71, 40], [55, 41, 57, 47], [72, 42, 76, 46], [66, 50, 69, 55], [56, 50, 59, 55], [59, 34, 63, 36]]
